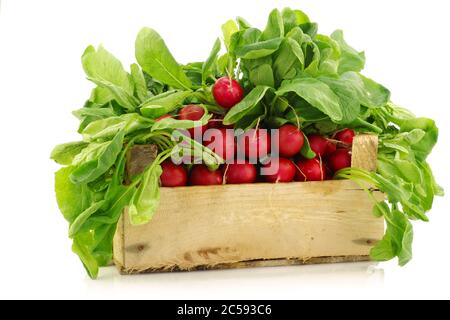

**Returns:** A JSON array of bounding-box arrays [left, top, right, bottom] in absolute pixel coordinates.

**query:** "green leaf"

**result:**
[[171, 131, 224, 170], [236, 17, 251, 30], [234, 106, 266, 131], [357, 74, 391, 108], [370, 234, 396, 261], [266, 116, 289, 128], [235, 37, 283, 59], [398, 220, 413, 266], [300, 132, 317, 159], [128, 164, 162, 225], [315, 35, 341, 75], [286, 97, 328, 123], [272, 96, 290, 115], [87, 77, 139, 111], [276, 78, 343, 122], [55, 167, 89, 222], [217, 53, 230, 74], [82, 46, 138, 111], [82, 113, 152, 141], [242, 56, 272, 71], [249, 64, 275, 87], [151, 107, 212, 131], [399, 118, 438, 161], [130, 63, 148, 102], [293, 10, 310, 25], [135, 27, 192, 90], [318, 75, 360, 124], [370, 208, 413, 265], [204, 104, 227, 115], [72, 238, 99, 279], [73, 106, 117, 120], [261, 9, 284, 41], [287, 37, 305, 65], [51, 142, 89, 165], [140, 90, 192, 119], [223, 86, 270, 125], [392, 159, 422, 184], [69, 200, 106, 237], [89, 87, 113, 105], [388, 209, 414, 265], [302, 38, 321, 75], [183, 62, 203, 87], [70, 130, 125, 184], [202, 38, 221, 84], [418, 161, 443, 210], [330, 30, 365, 74], [272, 29, 305, 84], [222, 20, 239, 50], [82, 45, 134, 94], [281, 8, 297, 34], [73, 102, 119, 133], [373, 201, 390, 218]]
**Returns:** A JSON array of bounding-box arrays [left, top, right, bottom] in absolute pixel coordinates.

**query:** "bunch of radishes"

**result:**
[[159, 77, 355, 187]]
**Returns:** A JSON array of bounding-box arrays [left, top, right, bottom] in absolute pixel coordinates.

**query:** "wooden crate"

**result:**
[[113, 135, 384, 274]]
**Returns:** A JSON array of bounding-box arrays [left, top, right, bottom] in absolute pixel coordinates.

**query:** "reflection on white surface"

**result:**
[[82, 262, 384, 299]]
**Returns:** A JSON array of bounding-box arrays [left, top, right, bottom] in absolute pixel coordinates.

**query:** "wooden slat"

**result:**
[[352, 134, 378, 171]]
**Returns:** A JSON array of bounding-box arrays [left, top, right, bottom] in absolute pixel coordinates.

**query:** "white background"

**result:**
[[0, 0, 449, 300]]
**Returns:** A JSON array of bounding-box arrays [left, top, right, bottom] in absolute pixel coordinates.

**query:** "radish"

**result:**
[[327, 149, 352, 172], [308, 135, 328, 157], [263, 158, 296, 183], [160, 160, 188, 187], [335, 128, 355, 144], [277, 124, 304, 158], [224, 162, 257, 184], [189, 165, 223, 186], [208, 118, 222, 129], [212, 77, 244, 109], [325, 140, 337, 155], [237, 129, 271, 161], [295, 158, 326, 181], [203, 128, 236, 161], [208, 115, 234, 129], [179, 105, 208, 137]]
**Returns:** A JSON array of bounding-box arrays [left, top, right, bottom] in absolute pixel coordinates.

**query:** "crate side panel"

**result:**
[[121, 180, 384, 272]]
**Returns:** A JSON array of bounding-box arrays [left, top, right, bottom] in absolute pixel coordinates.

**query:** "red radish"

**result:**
[[155, 114, 172, 122], [224, 162, 257, 184], [295, 158, 326, 182], [335, 128, 355, 144], [208, 115, 234, 130], [208, 118, 222, 129], [160, 161, 188, 187], [325, 140, 337, 155], [327, 149, 352, 172], [212, 77, 244, 109], [237, 129, 271, 161], [263, 158, 296, 183], [179, 104, 208, 137], [308, 135, 328, 157], [325, 166, 334, 180], [189, 165, 223, 186], [203, 128, 236, 161], [277, 124, 304, 158]]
